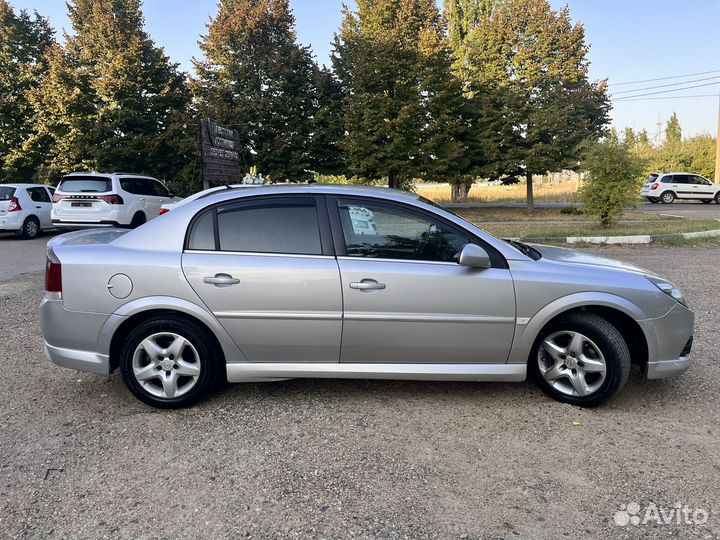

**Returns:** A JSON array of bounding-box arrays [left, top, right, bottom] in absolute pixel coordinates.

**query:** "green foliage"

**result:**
[[194, 0, 329, 182], [24, 0, 190, 187], [581, 138, 645, 227], [462, 0, 611, 207], [665, 112, 682, 145], [0, 0, 54, 181]]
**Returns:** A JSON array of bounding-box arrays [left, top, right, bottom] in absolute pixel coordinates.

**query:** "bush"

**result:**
[[581, 139, 645, 227]]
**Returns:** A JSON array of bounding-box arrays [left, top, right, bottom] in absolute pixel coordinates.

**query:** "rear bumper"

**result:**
[[43, 342, 110, 374], [40, 298, 112, 374], [0, 212, 23, 231], [52, 220, 122, 228]]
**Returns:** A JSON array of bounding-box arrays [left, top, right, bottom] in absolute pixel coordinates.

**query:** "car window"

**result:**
[[337, 199, 469, 263], [0, 186, 16, 200], [188, 197, 323, 255], [27, 187, 51, 203], [660, 175, 673, 183], [673, 175, 690, 184], [692, 175, 710, 185], [47, 187, 55, 196], [58, 176, 112, 193], [120, 178, 137, 194], [150, 180, 170, 197]]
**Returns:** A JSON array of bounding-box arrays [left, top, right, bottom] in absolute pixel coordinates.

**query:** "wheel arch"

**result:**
[[101, 296, 246, 372], [508, 292, 656, 366]]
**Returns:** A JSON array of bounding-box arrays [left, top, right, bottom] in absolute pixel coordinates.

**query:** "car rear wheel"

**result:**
[[20, 216, 40, 239], [119, 317, 222, 408], [647, 197, 659, 204], [701, 199, 712, 204], [129, 212, 146, 229], [660, 191, 675, 204], [530, 312, 631, 407]]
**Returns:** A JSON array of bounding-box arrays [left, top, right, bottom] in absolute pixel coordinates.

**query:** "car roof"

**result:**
[[0, 183, 49, 188], [62, 172, 158, 179], [196, 183, 421, 205]]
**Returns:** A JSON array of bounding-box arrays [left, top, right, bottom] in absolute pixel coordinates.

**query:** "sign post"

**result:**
[[199, 119, 241, 189]]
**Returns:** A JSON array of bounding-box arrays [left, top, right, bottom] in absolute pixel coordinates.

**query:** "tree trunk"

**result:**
[[388, 172, 397, 190], [451, 182, 470, 203], [526, 171, 534, 212]]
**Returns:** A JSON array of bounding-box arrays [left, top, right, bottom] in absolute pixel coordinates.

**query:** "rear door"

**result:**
[[328, 196, 516, 364], [147, 179, 174, 218], [670, 174, 691, 198], [182, 195, 342, 363], [26, 186, 53, 228]]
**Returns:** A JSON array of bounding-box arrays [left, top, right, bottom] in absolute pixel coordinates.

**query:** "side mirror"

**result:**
[[458, 244, 491, 269]]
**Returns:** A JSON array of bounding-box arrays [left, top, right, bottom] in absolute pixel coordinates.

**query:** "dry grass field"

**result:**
[[415, 181, 580, 203]]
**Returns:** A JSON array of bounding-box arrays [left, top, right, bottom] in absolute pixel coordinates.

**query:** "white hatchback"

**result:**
[[0, 183, 55, 239], [640, 172, 720, 204], [52, 172, 177, 228]]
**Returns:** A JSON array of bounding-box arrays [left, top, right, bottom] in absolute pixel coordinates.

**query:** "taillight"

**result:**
[[159, 208, 170, 215], [100, 194, 124, 204], [8, 196, 21, 212], [651, 183, 660, 190], [45, 256, 62, 298], [52, 194, 66, 203]]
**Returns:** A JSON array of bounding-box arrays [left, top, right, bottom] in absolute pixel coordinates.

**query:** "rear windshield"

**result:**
[[0, 186, 16, 201], [645, 174, 659, 183], [58, 176, 112, 193]]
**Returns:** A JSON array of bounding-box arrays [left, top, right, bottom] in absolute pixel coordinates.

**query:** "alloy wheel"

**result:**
[[537, 330, 607, 397], [132, 332, 202, 399]]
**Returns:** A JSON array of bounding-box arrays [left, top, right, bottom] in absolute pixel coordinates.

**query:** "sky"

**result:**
[[10, 0, 720, 139]]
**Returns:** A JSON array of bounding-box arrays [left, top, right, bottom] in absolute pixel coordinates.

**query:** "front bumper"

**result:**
[[40, 298, 112, 374], [641, 302, 694, 379]]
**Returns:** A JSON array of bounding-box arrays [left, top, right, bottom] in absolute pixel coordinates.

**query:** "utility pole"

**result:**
[[716, 92, 720, 183]]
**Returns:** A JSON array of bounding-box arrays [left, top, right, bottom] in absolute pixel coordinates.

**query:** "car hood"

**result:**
[[529, 243, 655, 276]]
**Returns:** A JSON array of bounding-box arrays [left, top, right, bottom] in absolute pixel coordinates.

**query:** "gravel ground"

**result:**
[[0, 244, 719, 539]]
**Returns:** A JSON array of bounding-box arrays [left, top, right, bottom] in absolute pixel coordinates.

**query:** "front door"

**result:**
[[329, 197, 516, 364], [182, 196, 342, 363]]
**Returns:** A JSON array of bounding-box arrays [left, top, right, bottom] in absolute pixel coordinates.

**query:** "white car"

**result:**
[[640, 172, 720, 204], [0, 183, 55, 239], [52, 172, 178, 228]]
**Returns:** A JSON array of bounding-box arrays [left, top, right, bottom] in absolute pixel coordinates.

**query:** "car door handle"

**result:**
[[204, 274, 240, 286], [350, 279, 386, 291]]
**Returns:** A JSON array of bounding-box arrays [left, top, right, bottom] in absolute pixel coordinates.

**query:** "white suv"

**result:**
[[640, 172, 720, 204], [52, 172, 177, 228], [0, 183, 55, 239]]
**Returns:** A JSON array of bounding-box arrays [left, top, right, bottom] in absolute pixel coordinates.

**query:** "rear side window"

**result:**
[[0, 186, 16, 201], [27, 187, 51, 203], [59, 176, 112, 193], [187, 197, 323, 255], [660, 175, 673, 184]]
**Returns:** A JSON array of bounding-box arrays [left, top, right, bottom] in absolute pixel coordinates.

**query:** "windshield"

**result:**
[[58, 176, 112, 193], [0, 186, 16, 201]]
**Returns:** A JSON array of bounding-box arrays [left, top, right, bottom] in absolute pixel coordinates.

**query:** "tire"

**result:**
[[715, 192, 720, 204], [129, 212, 146, 229], [530, 312, 631, 408], [119, 316, 223, 408], [20, 216, 40, 239], [660, 191, 675, 204], [648, 197, 659, 204], [701, 199, 712, 204]]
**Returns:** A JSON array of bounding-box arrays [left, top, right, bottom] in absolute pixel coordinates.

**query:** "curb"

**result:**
[[516, 228, 720, 245]]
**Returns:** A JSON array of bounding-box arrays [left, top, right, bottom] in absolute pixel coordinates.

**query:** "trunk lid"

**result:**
[[48, 228, 130, 249]]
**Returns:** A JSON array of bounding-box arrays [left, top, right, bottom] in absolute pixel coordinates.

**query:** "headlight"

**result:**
[[646, 275, 687, 307]]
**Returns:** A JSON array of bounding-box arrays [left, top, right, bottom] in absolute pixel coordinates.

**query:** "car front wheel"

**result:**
[[531, 312, 631, 407], [119, 317, 222, 408]]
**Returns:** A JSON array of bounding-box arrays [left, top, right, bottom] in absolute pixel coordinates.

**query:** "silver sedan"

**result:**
[[40, 185, 694, 408]]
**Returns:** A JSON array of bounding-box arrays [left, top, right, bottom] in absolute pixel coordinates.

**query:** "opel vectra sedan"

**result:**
[[40, 185, 694, 408]]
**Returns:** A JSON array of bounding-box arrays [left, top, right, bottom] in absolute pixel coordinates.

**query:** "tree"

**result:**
[[581, 138, 644, 227], [308, 67, 346, 176], [26, 0, 190, 187], [665, 112, 682, 145], [333, 0, 459, 190], [0, 1, 54, 180], [445, 0, 499, 80], [194, 0, 320, 182], [464, 0, 610, 210]]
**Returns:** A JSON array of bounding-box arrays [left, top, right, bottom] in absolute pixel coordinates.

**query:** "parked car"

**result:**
[[41, 185, 694, 409], [51, 172, 178, 229], [0, 183, 55, 239], [640, 172, 720, 204]]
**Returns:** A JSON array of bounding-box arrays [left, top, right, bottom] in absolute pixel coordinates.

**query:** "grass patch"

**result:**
[[449, 207, 720, 238], [655, 235, 720, 247], [416, 182, 579, 204]]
